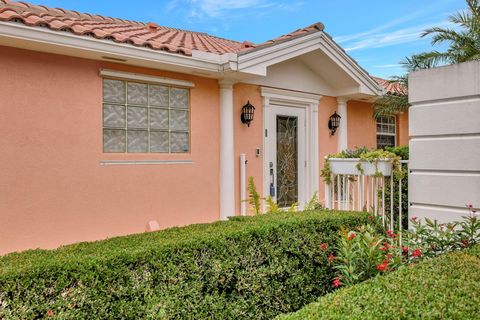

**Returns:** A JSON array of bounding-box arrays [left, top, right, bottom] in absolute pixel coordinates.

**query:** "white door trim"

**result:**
[[261, 87, 321, 209]]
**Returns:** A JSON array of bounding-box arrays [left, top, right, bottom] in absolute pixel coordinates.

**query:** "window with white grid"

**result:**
[[102, 78, 190, 153], [376, 115, 396, 148]]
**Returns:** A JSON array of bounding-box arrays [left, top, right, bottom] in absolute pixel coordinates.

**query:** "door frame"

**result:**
[[261, 87, 321, 210], [266, 105, 307, 207]]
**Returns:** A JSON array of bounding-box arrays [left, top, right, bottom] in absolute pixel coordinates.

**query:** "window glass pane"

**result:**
[[102, 79, 190, 153], [170, 132, 189, 152], [127, 82, 148, 105], [127, 107, 148, 129], [127, 130, 148, 152], [150, 131, 169, 153], [377, 135, 395, 148], [170, 110, 188, 131], [170, 88, 189, 109], [103, 129, 126, 152], [103, 104, 125, 128], [149, 85, 169, 107], [103, 79, 125, 104], [150, 108, 169, 130]]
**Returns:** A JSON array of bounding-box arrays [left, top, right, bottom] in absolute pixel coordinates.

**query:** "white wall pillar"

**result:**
[[219, 80, 235, 220], [337, 97, 348, 151]]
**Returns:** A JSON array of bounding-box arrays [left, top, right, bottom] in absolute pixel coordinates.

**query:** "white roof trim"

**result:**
[[100, 69, 195, 87], [0, 21, 222, 73], [261, 87, 321, 105], [238, 32, 383, 96]]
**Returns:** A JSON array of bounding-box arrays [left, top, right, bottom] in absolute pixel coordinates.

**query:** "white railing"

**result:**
[[325, 158, 408, 233]]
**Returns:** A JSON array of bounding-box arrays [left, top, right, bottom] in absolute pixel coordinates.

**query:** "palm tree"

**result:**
[[373, 56, 433, 119], [373, 0, 480, 119]]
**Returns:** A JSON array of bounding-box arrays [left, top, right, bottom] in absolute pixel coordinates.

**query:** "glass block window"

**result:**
[[376, 115, 396, 149], [103, 78, 190, 153]]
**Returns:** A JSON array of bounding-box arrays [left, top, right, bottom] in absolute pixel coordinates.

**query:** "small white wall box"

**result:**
[[146, 220, 160, 232]]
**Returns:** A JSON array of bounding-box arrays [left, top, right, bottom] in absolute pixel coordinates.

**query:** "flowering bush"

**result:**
[[404, 204, 480, 258], [332, 225, 402, 287], [331, 204, 479, 289]]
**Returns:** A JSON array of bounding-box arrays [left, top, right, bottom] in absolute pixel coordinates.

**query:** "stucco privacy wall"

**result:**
[[0, 46, 221, 254], [408, 61, 480, 223]]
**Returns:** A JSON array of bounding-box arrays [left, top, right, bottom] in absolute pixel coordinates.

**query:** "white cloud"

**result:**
[[374, 64, 402, 69], [342, 20, 453, 52], [185, 0, 273, 17]]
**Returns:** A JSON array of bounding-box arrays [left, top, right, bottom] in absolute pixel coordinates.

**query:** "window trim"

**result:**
[[100, 69, 195, 88], [376, 115, 397, 148]]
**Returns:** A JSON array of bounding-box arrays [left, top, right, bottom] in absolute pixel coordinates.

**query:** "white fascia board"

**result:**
[[261, 87, 321, 105], [100, 69, 195, 87], [238, 32, 320, 70], [319, 34, 383, 95], [238, 32, 383, 96], [0, 22, 222, 73]]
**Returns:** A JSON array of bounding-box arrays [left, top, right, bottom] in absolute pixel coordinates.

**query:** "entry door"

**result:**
[[265, 106, 306, 208]]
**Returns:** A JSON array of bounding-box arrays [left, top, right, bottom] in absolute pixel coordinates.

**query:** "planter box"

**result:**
[[328, 158, 393, 176]]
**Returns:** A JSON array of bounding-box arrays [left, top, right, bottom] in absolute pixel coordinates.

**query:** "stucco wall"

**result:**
[[0, 46, 221, 254], [233, 84, 263, 215], [408, 61, 480, 223], [347, 100, 377, 149]]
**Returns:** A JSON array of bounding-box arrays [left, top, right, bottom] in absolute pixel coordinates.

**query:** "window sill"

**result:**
[[100, 159, 193, 166]]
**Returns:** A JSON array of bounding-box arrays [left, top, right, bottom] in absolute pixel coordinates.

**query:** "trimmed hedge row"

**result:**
[[278, 245, 480, 320], [0, 210, 368, 319]]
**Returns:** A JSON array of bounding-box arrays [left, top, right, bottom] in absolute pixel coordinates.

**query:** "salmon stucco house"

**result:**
[[0, 0, 408, 254]]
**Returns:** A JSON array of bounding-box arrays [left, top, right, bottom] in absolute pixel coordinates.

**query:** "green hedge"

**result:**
[[278, 245, 480, 320], [0, 210, 368, 319]]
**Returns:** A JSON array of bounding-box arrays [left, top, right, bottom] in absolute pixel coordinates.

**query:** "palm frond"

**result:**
[[373, 94, 409, 120]]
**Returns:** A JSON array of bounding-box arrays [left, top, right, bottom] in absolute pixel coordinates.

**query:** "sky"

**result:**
[[28, 0, 467, 78]]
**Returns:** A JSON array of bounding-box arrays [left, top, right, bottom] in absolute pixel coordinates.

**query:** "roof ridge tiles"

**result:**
[[0, 1, 330, 57]]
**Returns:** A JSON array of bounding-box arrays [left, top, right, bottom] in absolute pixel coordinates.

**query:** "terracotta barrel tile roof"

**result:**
[[0, 0, 247, 56], [372, 76, 407, 95]]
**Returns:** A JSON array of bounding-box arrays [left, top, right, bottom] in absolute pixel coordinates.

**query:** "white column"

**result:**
[[219, 79, 235, 220], [337, 97, 348, 151], [310, 102, 320, 198]]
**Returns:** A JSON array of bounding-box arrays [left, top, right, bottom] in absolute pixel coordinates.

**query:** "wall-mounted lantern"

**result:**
[[241, 101, 255, 127], [328, 111, 341, 135]]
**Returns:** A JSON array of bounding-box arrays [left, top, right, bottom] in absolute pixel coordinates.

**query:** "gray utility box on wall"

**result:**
[[408, 61, 480, 224]]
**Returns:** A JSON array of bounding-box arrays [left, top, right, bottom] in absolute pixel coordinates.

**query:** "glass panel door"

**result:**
[[276, 116, 298, 207]]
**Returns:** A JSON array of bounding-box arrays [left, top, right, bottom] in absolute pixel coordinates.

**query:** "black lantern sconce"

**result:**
[[241, 101, 255, 127], [328, 111, 341, 136]]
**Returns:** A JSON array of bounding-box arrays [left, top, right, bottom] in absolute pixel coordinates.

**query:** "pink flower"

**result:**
[[376, 262, 388, 272], [47, 310, 54, 317], [412, 249, 422, 257], [411, 216, 418, 221], [402, 246, 409, 254], [467, 204, 473, 209], [386, 230, 396, 238], [376, 259, 390, 272], [320, 243, 328, 251], [328, 253, 335, 262], [332, 278, 341, 288]]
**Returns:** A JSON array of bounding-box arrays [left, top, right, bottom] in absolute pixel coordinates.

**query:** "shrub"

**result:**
[[405, 208, 480, 258], [0, 210, 368, 319], [332, 225, 402, 288], [384, 146, 409, 229], [277, 245, 480, 320]]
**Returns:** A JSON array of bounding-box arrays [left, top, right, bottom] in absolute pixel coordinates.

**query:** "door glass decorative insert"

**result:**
[[276, 116, 298, 207], [102, 79, 190, 153]]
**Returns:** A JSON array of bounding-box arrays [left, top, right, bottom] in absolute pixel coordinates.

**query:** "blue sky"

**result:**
[[30, 0, 467, 78]]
